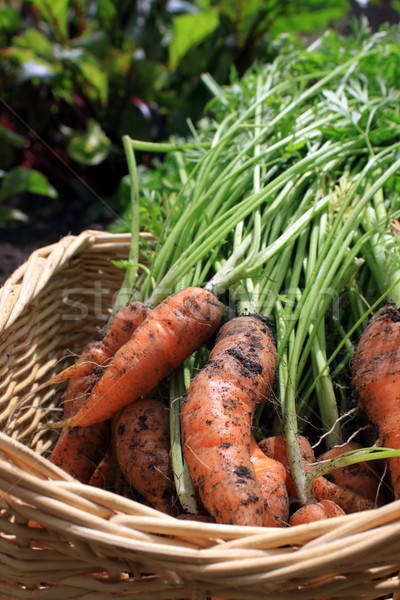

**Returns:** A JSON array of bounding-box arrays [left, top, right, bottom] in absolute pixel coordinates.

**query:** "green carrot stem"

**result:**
[[109, 136, 141, 318], [169, 366, 198, 514]]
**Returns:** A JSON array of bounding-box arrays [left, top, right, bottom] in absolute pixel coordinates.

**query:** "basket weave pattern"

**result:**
[[1, 231, 400, 600]]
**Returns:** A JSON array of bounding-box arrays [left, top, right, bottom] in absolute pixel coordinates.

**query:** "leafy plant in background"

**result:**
[[0, 0, 353, 227]]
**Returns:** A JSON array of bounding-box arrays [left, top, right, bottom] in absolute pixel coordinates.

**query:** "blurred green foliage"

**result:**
[[0, 0, 354, 226]]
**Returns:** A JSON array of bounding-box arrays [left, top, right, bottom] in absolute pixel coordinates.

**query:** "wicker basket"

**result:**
[[1, 230, 400, 600]]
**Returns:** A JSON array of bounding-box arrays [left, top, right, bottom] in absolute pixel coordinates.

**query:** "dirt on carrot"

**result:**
[[250, 436, 289, 527], [259, 434, 376, 514], [114, 397, 177, 515], [48, 302, 151, 482], [317, 442, 385, 506], [53, 287, 222, 429], [49, 373, 109, 482], [181, 315, 277, 527], [289, 499, 345, 526], [43, 301, 151, 388], [351, 303, 400, 499]]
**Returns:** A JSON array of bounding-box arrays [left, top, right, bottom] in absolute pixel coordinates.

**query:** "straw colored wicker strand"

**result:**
[[1, 231, 400, 599]]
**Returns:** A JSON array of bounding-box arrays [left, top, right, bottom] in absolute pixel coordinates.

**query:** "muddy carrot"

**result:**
[[52, 287, 222, 428], [289, 499, 345, 526], [48, 302, 151, 481], [317, 442, 384, 505], [181, 315, 277, 526], [45, 301, 151, 386], [114, 398, 176, 515], [352, 304, 400, 499], [250, 436, 289, 527], [259, 434, 376, 513]]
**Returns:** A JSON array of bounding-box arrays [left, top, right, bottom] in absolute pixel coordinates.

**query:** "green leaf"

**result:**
[[0, 125, 25, 150], [67, 119, 111, 165], [96, 0, 118, 26], [169, 8, 219, 70], [76, 53, 108, 105], [30, 0, 70, 42], [0, 167, 58, 201], [270, 3, 349, 37], [13, 28, 54, 59], [110, 259, 130, 269], [0, 8, 21, 34]]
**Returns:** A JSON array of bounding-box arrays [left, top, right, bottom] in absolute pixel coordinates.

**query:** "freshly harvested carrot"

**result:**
[[181, 315, 277, 527], [312, 475, 375, 513], [44, 301, 151, 386], [50, 421, 108, 482], [62, 371, 99, 420], [250, 436, 289, 527], [49, 302, 151, 482], [317, 442, 384, 505], [259, 434, 314, 497], [54, 287, 222, 428], [100, 301, 152, 355], [289, 499, 345, 526], [114, 398, 176, 515], [259, 434, 376, 514], [352, 304, 400, 499], [88, 447, 113, 489], [49, 373, 110, 482], [114, 465, 136, 500]]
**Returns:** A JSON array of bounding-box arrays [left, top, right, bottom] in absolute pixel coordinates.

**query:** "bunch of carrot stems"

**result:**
[[117, 26, 400, 509]]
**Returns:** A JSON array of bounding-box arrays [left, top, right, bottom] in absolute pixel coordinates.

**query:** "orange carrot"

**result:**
[[62, 371, 98, 420], [54, 287, 222, 428], [181, 315, 277, 527], [259, 434, 314, 497], [49, 302, 151, 482], [259, 434, 376, 514], [114, 398, 176, 515], [312, 475, 375, 513], [317, 442, 384, 505], [49, 372, 110, 482], [44, 301, 151, 386], [88, 447, 113, 489], [352, 304, 400, 499], [250, 436, 289, 527], [289, 499, 345, 526], [50, 421, 109, 483], [100, 301, 151, 356]]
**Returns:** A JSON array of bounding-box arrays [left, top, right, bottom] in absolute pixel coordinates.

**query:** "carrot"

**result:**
[[49, 372, 110, 482], [114, 465, 136, 500], [50, 421, 109, 482], [88, 447, 113, 489], [259, 434, 376, 513], [114, 398, 176, 515], [43, 301, 151, 386], [250, 436, 289, 527], [289, 499, 345, 526], [317, 442, 385, 505], [259, 434, 314, 497], [351, 304, 400, 499], [53, 287, 222, 428], [312, 475, 375, 513], [62, 371, 99, 420], [48, 302, 151, 481], [100, 300, 151, 355], [181, 315, 277, 526]]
